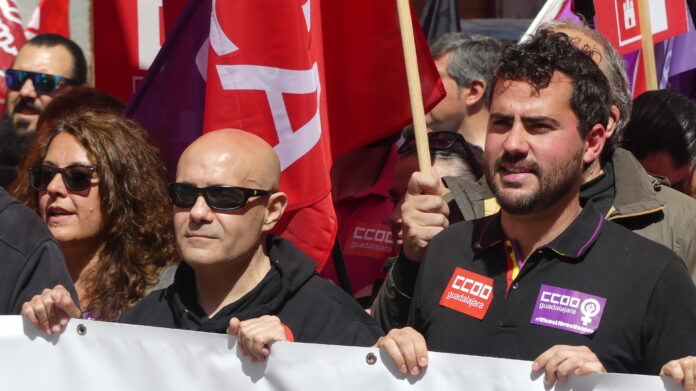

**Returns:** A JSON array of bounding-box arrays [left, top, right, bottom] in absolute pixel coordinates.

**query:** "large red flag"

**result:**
[[0, 0, 26, 113], [24, 0, 69, 39], [127, 0, 443, 269]]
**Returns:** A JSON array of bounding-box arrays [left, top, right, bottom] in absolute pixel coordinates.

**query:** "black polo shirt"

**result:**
[[409, 205, 696, 375]]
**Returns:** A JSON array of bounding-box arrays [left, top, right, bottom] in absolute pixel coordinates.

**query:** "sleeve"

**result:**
[[642, 258, 696, 374], [677, 213, 696, 284], [10, 239, 79, 314], [370, 252, 421, 332]]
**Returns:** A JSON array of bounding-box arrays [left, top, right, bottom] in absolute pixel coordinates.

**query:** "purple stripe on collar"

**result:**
[[575, 211, 604, 257], [475, 216, 498, 249]]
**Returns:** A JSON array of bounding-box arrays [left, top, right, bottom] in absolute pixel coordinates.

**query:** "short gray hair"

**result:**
[[430, 32, 503, 108], [540, 20, 632, 143]]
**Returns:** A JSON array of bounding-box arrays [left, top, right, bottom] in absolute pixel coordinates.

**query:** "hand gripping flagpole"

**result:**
[[396, 0, 432, 175]]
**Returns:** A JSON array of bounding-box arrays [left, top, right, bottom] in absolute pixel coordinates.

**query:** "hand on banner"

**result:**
[[375, 327, 429, 376], [532, 345, 607, 385], [401, 168, 449, 262], [660, 356, 696, 391], [227, 315, 288, 362], [21, 285, 81, 336]]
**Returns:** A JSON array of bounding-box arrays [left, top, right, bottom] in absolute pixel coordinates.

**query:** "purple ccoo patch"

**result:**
[[530, 284, 606, 335]]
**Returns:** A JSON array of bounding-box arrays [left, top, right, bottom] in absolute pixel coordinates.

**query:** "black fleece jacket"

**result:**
[[120, 235, 383, 346], [0, 186, 77, 314]]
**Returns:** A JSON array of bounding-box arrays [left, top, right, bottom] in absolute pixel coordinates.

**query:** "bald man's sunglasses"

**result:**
[[168, 183, 272, 211], [5, 69, 77, 94]]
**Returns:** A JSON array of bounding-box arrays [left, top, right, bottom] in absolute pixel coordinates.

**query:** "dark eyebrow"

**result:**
[[521, 115, 561, 128], [490, 113, 513, 122]]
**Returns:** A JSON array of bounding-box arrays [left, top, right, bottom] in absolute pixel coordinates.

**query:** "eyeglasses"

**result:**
[[28, 164, 97, 192], [398, 131, 466, 155], [398, 131, 484, 179], [168, 183, 272, 211], [5, 69, 76, 94]]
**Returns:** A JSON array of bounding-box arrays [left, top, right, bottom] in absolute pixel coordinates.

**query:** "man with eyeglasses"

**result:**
[[0, 34, 86, 188], [22, 129, 383, 360]]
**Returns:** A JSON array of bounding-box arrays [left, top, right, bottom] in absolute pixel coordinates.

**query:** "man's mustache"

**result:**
[[12, 98, 41, 115], [495, 152, 540, 172]]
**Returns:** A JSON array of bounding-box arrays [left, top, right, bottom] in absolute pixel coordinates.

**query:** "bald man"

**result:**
[[22, 129, 383, 360]]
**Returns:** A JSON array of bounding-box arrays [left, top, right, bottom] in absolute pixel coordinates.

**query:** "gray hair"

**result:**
[[430, 32, 503, 108], [540, 20, 632, 142]]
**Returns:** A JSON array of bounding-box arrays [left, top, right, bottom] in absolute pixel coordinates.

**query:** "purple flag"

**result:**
[[124, 0, 210, 177]]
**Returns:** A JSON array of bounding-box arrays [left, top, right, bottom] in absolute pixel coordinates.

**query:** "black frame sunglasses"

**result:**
[[28, 164, 97, 192], [398, 131, 484, 179], [5, 69, 77, 94], [168, 183, 272, 211]]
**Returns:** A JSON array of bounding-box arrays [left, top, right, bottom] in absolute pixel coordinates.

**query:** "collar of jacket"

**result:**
[[607, 148, 665, 220], [168, 234, 318, 333]]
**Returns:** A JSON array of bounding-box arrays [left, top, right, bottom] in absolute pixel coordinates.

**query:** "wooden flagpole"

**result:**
[[396, 0, 432, 175], [637, 0, 658, 91]]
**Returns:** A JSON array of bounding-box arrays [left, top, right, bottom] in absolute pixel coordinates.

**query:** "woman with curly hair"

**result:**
[[11, 110, 176, 321]]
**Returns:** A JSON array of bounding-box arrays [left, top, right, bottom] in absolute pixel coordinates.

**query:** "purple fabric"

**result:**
[[556, 0, 583, 24], [622, 9, 696, 98], [124, 0, 210, 179]]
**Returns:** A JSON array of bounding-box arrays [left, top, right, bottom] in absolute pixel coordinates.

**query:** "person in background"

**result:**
[[322, 132, 401, 306], [426, 33, 502, 150], [372, 130, 482, 330], [622, 89, 696, 198], [0, 34, 87, 187], [12, 111, 175, 324]]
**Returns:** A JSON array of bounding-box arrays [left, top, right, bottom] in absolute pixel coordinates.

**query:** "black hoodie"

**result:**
[[119, 235, 383, 346], [0, 186, 78, 314]]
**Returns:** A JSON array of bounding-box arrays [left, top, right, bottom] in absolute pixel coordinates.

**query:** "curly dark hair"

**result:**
[[491, 29, 611, 137], [10, 111, 176, 320]]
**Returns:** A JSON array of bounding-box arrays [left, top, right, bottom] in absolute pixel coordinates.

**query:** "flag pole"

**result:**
[[396, 0, 432, 175], [637, 0, 658, 90]]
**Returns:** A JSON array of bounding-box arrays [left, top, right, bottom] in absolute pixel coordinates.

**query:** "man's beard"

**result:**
[[0, 113, 35, 166], [485, 146, 583, 215]]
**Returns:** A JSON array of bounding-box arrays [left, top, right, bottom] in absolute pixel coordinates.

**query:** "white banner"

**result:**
[[0, 316, 680, 390]]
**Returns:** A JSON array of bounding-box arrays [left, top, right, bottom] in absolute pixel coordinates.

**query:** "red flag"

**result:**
[[127, 0, 443, 269], [0, 0, 26, 113], [25, 0, 70, 39]]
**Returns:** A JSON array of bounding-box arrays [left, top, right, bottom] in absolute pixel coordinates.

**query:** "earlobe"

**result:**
[[262, 192, 288, 232], [463, 80, 486, 106], [583, 124, 606, 164], [605, 105, 620, 141]]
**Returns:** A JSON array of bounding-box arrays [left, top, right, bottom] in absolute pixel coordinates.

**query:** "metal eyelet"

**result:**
[[366, 352, 377, 365], [76, 323, 87, 336]]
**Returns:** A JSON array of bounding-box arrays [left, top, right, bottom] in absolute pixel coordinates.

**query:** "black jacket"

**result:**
[[0, 186, 77, 314], [120, 235, 383, 346]]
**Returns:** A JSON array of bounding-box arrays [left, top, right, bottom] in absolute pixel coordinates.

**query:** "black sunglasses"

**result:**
[[5, 69, 76, 94], [28, 164, 97, 192], [399, 131, 484, 179], [168, 183, 272, 211]]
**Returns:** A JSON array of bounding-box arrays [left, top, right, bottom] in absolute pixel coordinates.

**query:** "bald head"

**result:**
[[178, 129, 280, 191]]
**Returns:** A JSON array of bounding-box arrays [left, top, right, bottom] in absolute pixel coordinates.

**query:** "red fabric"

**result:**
[[201, 0, 443, 270], [281, 323, 295, 342], [0, 0, 26, 112], [25, 0, 69, 38], [321, 145, 400, 297]]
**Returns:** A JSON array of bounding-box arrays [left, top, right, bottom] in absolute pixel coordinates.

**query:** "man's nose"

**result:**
[[189, 195, 215, 223], [18, 78, 37, 98], [502, 122, 530, 156]]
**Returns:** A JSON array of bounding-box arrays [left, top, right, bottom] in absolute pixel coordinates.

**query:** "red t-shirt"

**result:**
[[321, 145, 399, 298]]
